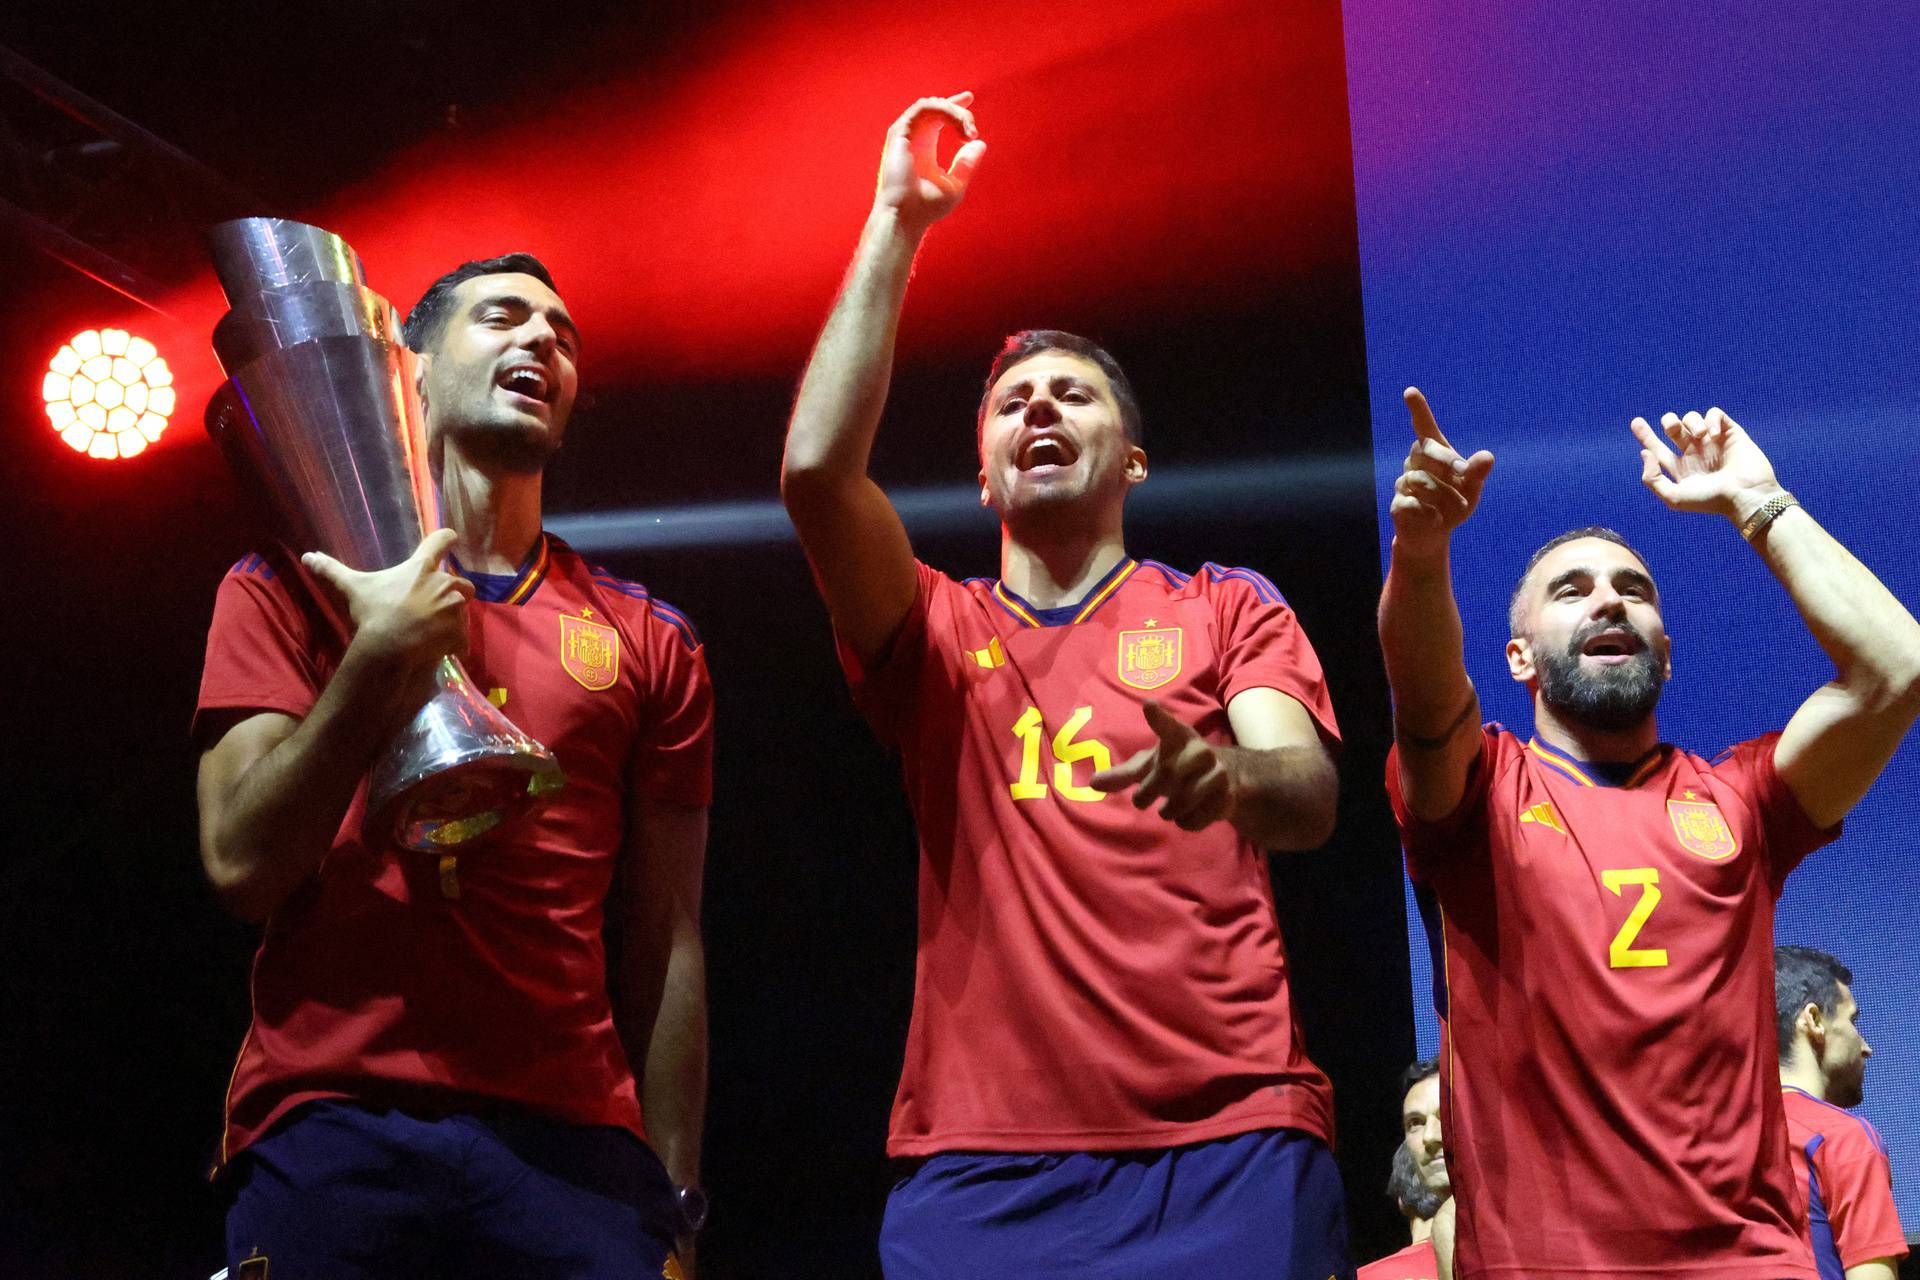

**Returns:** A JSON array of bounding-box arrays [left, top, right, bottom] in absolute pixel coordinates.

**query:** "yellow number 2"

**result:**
[[1602, 867, 1669, 969], [1009, 705, 1113, 803]]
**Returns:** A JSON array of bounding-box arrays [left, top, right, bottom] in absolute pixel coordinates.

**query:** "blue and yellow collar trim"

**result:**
[[991, 557, 1137, 628], [1526, 738, 1666, 789]]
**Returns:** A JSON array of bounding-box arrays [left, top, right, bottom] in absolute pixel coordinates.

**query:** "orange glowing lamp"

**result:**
[[42, 329, 175, 459]]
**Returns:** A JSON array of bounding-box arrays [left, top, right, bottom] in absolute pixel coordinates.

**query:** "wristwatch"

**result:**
[[674, 1184, 710, 1234]]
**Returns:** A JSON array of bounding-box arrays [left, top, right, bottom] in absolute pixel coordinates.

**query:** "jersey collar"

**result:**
[[450, 532, 551, 606], [990, 557, 1137, 628], [1526, 737, 1667, 788]]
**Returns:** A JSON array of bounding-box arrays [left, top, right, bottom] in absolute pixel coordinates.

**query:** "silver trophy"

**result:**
[[205, 217, 564, 851]]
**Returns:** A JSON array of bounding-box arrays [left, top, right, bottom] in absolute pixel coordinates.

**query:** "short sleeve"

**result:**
[[1817, 1117, 1910, 1267], [1385, 727, 1502, 881], [192, 555, 328, 744], [834, 560, 945, 752], [630, 598, 715, 808], [1210, 568, 1340, 748], [1707, 733, 1842, 890]]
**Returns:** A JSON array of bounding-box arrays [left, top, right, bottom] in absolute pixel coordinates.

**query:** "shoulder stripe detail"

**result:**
[[1786, 1086, 1894, 1155], [1137, 560, 1191, 587], [589, 569, 702, 650], [1202, 562, 1285, 604], [649, 601, 702, 650], [229, 553, 277, 579]]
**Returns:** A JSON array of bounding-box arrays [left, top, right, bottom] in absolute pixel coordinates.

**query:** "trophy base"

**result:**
[[381, 753, 568, 852]]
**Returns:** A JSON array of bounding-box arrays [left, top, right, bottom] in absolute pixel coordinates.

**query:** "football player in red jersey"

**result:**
[[1776, 945, 1907, 1280], [196, 255, 712, 1277], [1377, 388, 1920, 1280], [781, 94, 1350, 1279]]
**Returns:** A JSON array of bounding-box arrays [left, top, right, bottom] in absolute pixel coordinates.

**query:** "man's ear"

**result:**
[[412, 349, 432, 414], [978, 466, 991, 509], [1506, 635, 1535, 684], [1123, 445, 1148, 485], [1797, 1001, 1827, 1049], [1660, 633, 1674, 681]]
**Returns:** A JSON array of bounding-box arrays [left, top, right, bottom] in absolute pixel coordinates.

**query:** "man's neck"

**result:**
[[1410, 1214, 1435, 1245], [1779, 1050, 1828, 1101], [439, 442, 544, 574], [1530, 699, 1660, 764], [999, 525, 1128, 611]]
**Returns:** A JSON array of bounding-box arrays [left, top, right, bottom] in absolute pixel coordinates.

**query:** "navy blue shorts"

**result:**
[[879, 1127, 1353, 1280], [223, 1101, 679, 1279]]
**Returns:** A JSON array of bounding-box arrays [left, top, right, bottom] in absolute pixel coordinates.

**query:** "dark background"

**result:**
[[0, 3, 1414, 1274]]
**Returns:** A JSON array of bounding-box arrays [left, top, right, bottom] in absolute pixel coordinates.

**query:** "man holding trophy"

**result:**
[[194, 228, 711, 1277]]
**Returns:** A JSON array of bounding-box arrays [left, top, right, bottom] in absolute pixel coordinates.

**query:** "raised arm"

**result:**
[[1378, 388, 1496, 821], [196, 529, 473, 922], [780, 94, 986, 665], [1634, 408, 1920, 828]]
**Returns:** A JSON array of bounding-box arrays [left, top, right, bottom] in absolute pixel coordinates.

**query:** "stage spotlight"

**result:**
[[43, 329, 175, 459]]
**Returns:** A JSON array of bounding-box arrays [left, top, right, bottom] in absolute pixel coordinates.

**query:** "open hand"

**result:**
[[1091, 701, 1235, 831], [302, 528, 474, 669], [1391, 388, 1495, 557], [875, 93, 987, 232], [1631, 408, 1783, 524]]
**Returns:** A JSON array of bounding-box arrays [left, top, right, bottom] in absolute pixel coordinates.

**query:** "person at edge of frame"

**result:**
[[1378, 386, 1920, 1280], [1775, 944, 1908, 1280], [195, 254, 712, 1278]]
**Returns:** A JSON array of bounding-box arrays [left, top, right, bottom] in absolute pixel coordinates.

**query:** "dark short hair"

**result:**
[[402, 253, 558, 352], [1508, 526, 1654, 637], [1399, 1057, 1439, 1100], [1775, 945, 1853, 1058], [978, 330, 1144, 446]]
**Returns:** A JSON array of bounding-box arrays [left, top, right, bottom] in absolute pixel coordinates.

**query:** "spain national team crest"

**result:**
[[1667, 795, 1738, 860], [1118, 626, 1183, 690], [559, 610, 620, 691]]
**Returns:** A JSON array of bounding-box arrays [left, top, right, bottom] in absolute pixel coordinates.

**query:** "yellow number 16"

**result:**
[[1010, 705, 1113, 803]]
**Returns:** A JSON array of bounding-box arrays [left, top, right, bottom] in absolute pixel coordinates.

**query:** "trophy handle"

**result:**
[[368, 655, 567, 850]]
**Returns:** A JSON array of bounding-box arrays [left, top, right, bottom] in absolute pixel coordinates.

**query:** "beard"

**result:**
[[1825, 1054, 1866, 1107], [440, 414, 558, 476], [1535, 622, 1663, 731], [1391, 1142, 1450, 1220]]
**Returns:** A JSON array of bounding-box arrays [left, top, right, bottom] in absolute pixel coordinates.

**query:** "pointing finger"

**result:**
[[1142, 700, 1197, 750], [1403, 387, 1457, 452], [1091, 747, 1154, 793]]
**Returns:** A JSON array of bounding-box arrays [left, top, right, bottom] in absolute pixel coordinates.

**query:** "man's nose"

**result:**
[[518, 315, 558, 355], [1023, 396, 1059, 426]]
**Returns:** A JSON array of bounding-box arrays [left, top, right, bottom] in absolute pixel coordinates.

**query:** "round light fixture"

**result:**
[[43, 329, 174, 459]]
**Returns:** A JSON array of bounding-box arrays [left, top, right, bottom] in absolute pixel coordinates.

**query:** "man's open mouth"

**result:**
[[497, 364, 553, 404], [1016, 433, 1078, 471]]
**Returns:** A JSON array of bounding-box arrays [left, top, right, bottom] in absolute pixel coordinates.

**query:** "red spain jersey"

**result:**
[[1782, 1086, 1909, 1277], [842, 557, 1341, 1156], [1358, 1238, 1439, 1280], [1386, 727, 1838, 1279], [193, 534, 713, 1165]]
